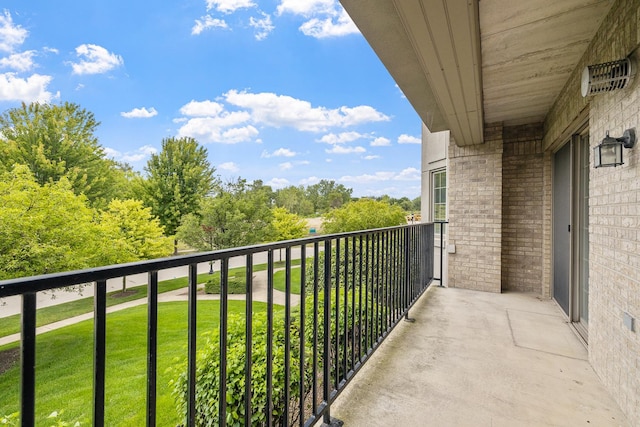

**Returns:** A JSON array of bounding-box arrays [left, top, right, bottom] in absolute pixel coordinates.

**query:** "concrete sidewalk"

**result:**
[[0, 269, 300, 347], [329, 286, 629, 426]]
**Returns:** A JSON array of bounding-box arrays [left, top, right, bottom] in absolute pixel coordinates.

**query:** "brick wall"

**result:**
[[545, 0, 640, 423], [501, 124, 545, 293], [447, 123, 503, 292]]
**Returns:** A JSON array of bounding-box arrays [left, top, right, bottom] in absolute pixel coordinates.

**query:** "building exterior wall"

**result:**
[[501, 124, 545, 293], [420, 124, 448, 222], [447, 124, 503, 292], [544, 0, 640, 422]]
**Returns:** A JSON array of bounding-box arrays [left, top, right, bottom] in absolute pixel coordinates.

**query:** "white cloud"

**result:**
[[279, 162, 293, 171], [207, 0, 256, 13], [318, 131, 364, 144], [299, 9, 358, 38], [0, 51, 36, 72], [224, 89, 389, 131], [397, 134, 420, 144], [192, 16, 228, 35], [250, 13, 274, 40], [0, 11, 28, 53], [218, 161, 240, 172], [299, 176, 320, 185], [105, 145, 157, 163], [176, 99, 255, 143], [180, 100, 225, 117], [266, 177, 290, 188], [276, 0, 335, 16], [394, 167, 421, 180], [0, 73, 55, 102], [339, 167, 421, 184], [371, 137, 390, 147], [325, 145, 365, 154], [121, 107, 158, 119], [262, 148, 297, 158], [70, 44, 123, 75], [221, 125, 259, 143], [277, 1, 358, 38], [363, 155, 381, 160], [340, 171, 394, 183]]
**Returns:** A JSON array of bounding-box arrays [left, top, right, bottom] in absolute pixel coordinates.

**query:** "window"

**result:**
[[433, 170, 446, 232]]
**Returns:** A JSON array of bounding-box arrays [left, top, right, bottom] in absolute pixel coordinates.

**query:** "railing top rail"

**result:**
[[0, 222, 433, 297]]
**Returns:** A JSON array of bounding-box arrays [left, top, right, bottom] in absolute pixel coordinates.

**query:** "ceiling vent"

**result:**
[[581, 58, 634, 97]]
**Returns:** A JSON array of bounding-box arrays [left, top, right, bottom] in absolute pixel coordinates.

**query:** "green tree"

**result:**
[[0, 165, 104, 280], [274, 185, 314, 216], [0, 102, 124, 208], [272, 207, 307, 241], [99, 199, 173, 291], [141, 137, 216, 253], [322, 198, 407, 234], [177, 179, 274, 268], [306, 179, 352, 213]]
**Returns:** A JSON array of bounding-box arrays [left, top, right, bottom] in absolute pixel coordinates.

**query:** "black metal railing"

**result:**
[[0, 223, 434, 426]]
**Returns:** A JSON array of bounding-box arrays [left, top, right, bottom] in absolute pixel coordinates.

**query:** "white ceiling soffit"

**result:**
[[480, 0, 613, 126], [341, 0, 484, 146]]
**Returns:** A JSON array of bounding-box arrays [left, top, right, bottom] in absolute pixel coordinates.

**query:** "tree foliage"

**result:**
[[305, 179, 352, 213], [176, 179, 274, 252], [0, 165, 104, 280], [99, 199, 173, 264], [322, 198, 407, 234], [0, 102, 127, 208], [273, 185, 314, 216], [141, 137, 216, 244], [271, 207, 307, 241]]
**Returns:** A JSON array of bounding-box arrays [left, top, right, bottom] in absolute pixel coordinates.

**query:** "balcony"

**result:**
[[0, 223, 433, 426], [0, 222, 628, 426]]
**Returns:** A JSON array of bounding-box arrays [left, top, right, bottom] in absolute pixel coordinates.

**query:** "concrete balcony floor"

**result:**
[[330, 286, 629, 426]]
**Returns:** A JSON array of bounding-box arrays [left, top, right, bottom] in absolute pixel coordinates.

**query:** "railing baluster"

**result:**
[[266, 250, 274, 427], [334, 238, 340, 384], [357, 235, 363, 362], [244, 254, 253, 427], [283, 247, 291, 425], [342, 237, 348, 381], [187, 264, 198, 426], [322, 239, 332, 425], [219, 258, 229, 427], [298, 244, 306, 426], [364, 234, 370, 355], [93, 280, 107, 427], [21, 292, 36, 427], [312, 241, 319, 417], [147, 271, 159, 427]]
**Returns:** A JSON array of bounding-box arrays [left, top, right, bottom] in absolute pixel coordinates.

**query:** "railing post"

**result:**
[[438, 222, 445, 287], [404, 227, 415, 322], [186, 264, 198, 426], [21, 292, 36, 427], [93, 280, 107, 427], [147, 271, 159, 427]]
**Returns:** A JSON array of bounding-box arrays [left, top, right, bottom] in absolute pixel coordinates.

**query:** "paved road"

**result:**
[[0, 248, 308, 318]]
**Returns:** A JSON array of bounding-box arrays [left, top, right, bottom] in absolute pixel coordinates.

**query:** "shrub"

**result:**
[[204, 274, 246, 294], [171, 287, 383, 426]]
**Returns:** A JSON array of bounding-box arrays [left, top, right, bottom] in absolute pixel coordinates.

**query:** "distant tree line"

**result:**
[[0, 101, 419, 280]]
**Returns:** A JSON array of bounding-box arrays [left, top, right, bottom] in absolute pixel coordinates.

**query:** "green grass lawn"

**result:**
[[0, 300, 268, 426], [273, 267, 302, 295], [0, 259, 308, 339], [0, 272, 217, 338]]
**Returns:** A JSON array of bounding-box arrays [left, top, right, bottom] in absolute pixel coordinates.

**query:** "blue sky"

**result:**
[[0, 0, 421, 198]]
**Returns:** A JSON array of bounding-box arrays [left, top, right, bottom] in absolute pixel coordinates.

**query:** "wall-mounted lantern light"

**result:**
[[593, 128, 635, 168]]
